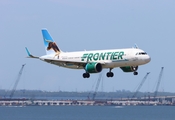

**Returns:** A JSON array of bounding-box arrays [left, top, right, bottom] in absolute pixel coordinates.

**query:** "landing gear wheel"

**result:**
[[110, 72, 114, 77], [83, 73, 90, 78], [107, 72, 110, 77], [106, 72, 114, 77], [133, 72, 138, 75]]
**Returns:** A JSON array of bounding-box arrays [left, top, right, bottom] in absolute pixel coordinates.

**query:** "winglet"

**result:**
[[25, 47, 39, 59]]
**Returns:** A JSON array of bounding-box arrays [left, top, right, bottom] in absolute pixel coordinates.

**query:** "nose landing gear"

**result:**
[[133, 71, 138, 75], [132, 66, 138, 75]]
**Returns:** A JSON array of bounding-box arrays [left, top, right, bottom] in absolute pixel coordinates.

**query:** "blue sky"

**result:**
[[0, 0, 175, 92]]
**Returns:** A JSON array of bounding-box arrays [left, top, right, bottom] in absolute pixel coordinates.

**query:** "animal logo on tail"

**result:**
[[46, 40, 61, 58]]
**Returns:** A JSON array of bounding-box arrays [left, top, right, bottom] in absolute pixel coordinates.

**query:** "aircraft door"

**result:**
[[130, 51, 138, 61]]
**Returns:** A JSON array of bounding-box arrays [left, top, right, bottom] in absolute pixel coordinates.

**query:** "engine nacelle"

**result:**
[[85, 62, 102, 73], [120, 66, 138, 72]]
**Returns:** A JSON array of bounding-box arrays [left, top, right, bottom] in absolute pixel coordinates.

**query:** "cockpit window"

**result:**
[[136, 52, 147, 55]]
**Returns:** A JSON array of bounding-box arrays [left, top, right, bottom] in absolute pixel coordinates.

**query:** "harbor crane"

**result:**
[[154, 67, 164, 98], [87, 73, 103, 100], [92, 73, 103, 100], [132, 72, 150, 98], [9, 64, 26, 99]]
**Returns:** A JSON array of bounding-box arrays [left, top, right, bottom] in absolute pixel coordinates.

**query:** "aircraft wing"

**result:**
[[25, 47, 105, 67], [41, 58, 105, 67]]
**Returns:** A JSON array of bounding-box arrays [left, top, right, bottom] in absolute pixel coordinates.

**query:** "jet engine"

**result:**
[[85, 62, 102, 73]]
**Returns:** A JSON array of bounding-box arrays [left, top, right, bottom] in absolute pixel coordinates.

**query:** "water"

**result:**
[[0, 106, 175, 120]]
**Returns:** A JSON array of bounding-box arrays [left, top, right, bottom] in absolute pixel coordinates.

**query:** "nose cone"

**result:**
[[145, 55, 151, 63]]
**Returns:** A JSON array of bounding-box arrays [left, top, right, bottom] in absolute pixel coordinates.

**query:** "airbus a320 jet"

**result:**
[[25, 29, 151, 78]]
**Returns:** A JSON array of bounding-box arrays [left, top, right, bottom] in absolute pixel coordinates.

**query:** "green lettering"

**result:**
[[93, 53, 99, 61], [82, 51, 124, 61], [106, 52, 111, 60], [99, 52, 106, 60], [118, 51, 124, 59], [81, 53, 88, 61], [110, 52, 114, 60], [87, 53, 93, 61], [113, 52, 119, 60]]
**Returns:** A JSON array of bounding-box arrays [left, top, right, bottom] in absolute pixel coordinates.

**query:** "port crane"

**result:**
[[154, 67, 164, 98], [87, 73, 103, 100], [9, 64, 26, 99], [132, 72, 150, 98], [92, 73, 103, 100]]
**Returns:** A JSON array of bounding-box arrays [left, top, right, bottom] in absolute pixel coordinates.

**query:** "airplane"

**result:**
[[25, 29, 151, 78]]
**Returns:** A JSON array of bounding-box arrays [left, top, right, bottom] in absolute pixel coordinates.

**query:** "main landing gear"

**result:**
[[106, 68, 114, 77], [83, 73, 90, 78], [82, 67, 138, 78]]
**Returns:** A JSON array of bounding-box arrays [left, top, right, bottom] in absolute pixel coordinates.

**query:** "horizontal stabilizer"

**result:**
[[25, 47, 39, 59]]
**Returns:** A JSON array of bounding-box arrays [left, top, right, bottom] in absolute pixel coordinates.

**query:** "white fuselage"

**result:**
[[40, 48, 151, 69], [26, 29, 151, 78]]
